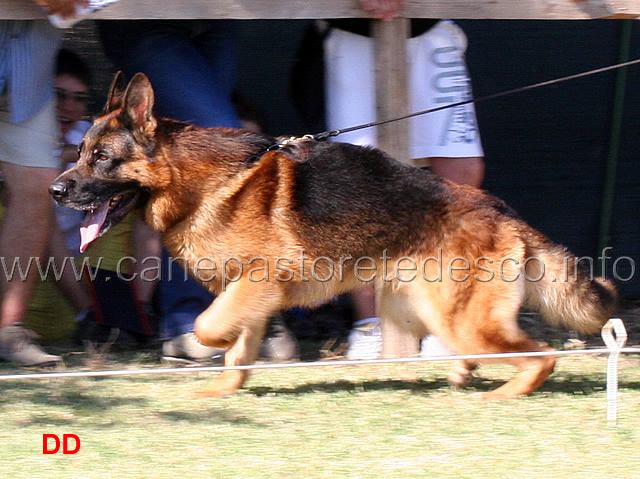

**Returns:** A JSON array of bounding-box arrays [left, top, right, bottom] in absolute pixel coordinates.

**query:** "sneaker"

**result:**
[[260, 313, 299, 362], [0, 322, 62, 367], [346, 317, 382, 360], [162, 332, 225, 364], [420, 335, 454, 357]]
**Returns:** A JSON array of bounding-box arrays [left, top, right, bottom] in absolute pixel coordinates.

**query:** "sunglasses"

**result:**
[[56, 87, 90, 105]]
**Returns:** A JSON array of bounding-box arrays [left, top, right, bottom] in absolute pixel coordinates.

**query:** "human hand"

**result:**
[[358, 0, 405, 21], [31, 0, 89, 19]]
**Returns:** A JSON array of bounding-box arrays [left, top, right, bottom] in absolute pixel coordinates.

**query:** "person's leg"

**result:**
[[157, 250, 224, 362], [429, 156, 484, 187], [157, 251, 214, 341], [85, 268, 154, 338], [324, 28, 377, 147], [0, 70, 64, 365], [326, 23, 486, 358], [408, 20, 484, 164], [408, 21, 485, 357], [324, 28, 387, 357], [0, 162, 62, 366], [110, 21, 241, 128], [191, 20, 239, 108], [0, 163, 59, 327]]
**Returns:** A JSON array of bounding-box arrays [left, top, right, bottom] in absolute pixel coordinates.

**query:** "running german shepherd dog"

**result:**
[[50, 72, 617, 398]]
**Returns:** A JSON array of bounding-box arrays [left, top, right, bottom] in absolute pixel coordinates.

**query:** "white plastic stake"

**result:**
[[601, 318, 628, 425]]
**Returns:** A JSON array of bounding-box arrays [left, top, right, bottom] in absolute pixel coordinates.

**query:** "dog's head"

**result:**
[[50, 72, 158, 253]]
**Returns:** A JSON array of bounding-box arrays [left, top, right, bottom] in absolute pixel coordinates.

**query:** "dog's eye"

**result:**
[[92, 149, 110, 163]]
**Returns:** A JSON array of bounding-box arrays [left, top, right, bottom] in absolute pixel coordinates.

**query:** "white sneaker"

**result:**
[[346, 318, 382, 360], [162, 332, 224, 364], [420, 335, 454, 357]]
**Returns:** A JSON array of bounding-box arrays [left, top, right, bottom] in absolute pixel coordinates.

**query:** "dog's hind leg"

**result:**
[[193, 280, 283, 397], [440, 286, 556, 399], [397, 278, 555, 398], [468, 334, 556, 399]]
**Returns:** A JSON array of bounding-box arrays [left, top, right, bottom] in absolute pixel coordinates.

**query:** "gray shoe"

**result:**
[[0, 322, 62, 367], [162, 332, 224, 364], [260, 313, 299, 362]]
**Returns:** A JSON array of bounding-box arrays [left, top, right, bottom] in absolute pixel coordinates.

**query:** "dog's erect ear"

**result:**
[[103, 71, 126, 114], [123, 72, 156, 134]]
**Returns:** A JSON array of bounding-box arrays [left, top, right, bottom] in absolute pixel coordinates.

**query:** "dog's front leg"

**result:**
[[194, 280, 282, 397]]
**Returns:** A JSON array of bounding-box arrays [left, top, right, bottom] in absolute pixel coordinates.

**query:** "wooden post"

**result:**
[[4, 0, 640, 20], [373, 18, 420, 358], [373, 18, 410, 163]]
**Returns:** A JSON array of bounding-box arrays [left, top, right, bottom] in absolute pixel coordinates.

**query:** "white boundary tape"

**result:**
[[0, 319, 637, 423]]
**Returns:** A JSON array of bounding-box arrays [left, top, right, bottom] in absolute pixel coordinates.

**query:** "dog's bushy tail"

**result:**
[[522, 231, 618, 334]]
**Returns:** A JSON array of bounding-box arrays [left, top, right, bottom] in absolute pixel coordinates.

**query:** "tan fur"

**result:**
[[50, 73, 619, 398]]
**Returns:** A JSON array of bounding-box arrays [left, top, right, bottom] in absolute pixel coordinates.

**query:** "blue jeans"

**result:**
[[155, 251, 216, 340], [99, 20, 241, 339], [99, 20, 241, 127]]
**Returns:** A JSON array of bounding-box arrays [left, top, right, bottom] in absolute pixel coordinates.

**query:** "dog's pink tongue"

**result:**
[[79, 204, 110, 253]]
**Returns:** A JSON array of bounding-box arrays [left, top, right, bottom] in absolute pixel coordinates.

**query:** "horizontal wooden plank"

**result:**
[[1, 0, 639, 21]]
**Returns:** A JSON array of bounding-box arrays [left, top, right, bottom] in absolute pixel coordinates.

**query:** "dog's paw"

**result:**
[[193, 371, 246, 398], [193, 389, 236, 398], [447, 368, 474, 388], [475, 390, 521, 400]]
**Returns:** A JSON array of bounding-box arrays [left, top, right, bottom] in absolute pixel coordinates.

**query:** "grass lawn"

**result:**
[[0, 347, 639, 478]]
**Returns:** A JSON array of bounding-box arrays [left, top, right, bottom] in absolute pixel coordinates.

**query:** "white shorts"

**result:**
[[0, 94, 59, 168], [324, 20, 483, 159]]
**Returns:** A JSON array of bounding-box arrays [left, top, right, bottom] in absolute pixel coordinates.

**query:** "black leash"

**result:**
[[256, 57, 640, 158], [308, 57, 640, 142]]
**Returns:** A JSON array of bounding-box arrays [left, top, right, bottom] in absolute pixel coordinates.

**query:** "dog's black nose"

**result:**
[[49, 181, 71, 201]]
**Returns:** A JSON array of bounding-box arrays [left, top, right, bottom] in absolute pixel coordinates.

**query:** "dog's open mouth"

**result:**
[[79, 191, 140, 253]]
